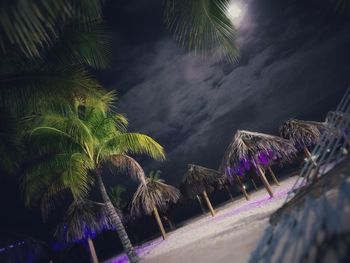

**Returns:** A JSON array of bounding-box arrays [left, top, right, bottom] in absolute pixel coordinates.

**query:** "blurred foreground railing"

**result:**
[[250, 86, 350, 263]]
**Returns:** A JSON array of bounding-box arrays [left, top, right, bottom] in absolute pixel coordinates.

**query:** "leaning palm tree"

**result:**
[[181, 164, 219, 216], [279, 119, 328, 165], [220, 130, 296, 198], [164, 0, 239, 63], [23, 96, 165, 263], [130, 170, 180, 240], [55, 200, 114, 263]]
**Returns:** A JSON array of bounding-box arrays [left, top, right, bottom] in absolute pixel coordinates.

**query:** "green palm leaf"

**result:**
[[165, 0, 239, 62]]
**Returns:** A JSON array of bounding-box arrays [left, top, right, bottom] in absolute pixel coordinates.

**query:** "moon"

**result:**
[[227, 3, 242, 21]]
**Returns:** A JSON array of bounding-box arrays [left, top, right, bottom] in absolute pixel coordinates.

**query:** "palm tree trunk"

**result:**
[[267, 166, 280, 186], [256, 165, 274, 198], [196, 195, 206, 214], [96, 173, 139, 263], [224, 185, 234, 202], [234, 175, 249, 200], [153, 207, 166, 240], [87, 238, 99, 263], [202, 191, 215, 216]]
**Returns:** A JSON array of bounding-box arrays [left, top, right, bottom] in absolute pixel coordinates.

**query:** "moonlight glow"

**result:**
[[227, 4, 242, 20]]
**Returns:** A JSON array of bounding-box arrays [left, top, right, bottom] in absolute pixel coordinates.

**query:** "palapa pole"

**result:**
[[153, 207, 166, 240], [202, 191, 215, 216], [304, 147, 317, 166], [267, 166, 280, 186], [248, 174, 258, 191], [255, 165, 274, 198], [196, 195, 206, 214], [224, 185, 234, 202], [234, 175, 249, 200], [87, 238, 99, 263]]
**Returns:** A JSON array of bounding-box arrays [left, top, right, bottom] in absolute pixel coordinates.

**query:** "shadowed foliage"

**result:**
[[109, 184, 127, 209], [55, 199, 113, 244], [279, 119, 328, 150], [0, 0, 112, 115], [131, 170, 180, 217], [180, 164, 219, 200], [165, 0, 238, 62], [220, 130, 297, 177]]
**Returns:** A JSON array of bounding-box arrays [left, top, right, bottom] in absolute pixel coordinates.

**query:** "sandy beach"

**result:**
[[106, 175, 301, 263]]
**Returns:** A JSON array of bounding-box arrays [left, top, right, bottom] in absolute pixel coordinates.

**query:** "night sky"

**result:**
[[1, 0, 350, 261], [102, 0, 350, 186]]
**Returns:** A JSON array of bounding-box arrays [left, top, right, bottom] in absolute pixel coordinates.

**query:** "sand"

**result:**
[[105, 175, 301, 263]]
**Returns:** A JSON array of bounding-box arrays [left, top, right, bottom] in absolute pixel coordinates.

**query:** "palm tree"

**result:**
[[23, 96, 165, 263], [130, 170, 180, 240], [279, 119, 328, 166], [55, 199, 114, 263], [164, 0, 239, 62], [181, 164, 219, 216], [220, 130, 296, 198]]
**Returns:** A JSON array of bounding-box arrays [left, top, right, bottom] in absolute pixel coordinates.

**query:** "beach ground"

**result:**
[[105, 174, 301, 263]]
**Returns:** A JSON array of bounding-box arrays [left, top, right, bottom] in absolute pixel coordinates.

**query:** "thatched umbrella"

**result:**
[[180, 164, 219, 216], [130, 170, 180, 240], [55, 199, 114, 263], [221, 130, 297, 198], [279, 119, 328, 165]]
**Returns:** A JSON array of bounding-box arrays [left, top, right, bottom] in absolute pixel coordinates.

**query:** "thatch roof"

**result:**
[[55, 200, 114, 244], [279, 119, 328, 149], [220, 130, 296, 177], [130, 173, 180, 217], [180, 164, 221, 200]]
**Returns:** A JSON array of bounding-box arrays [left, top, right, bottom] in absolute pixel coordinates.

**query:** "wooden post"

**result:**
[[304, 147, 317, 166], [268, 166, 280, 186], [249, 174, 258, 191], [256, 165, 274, 198], [202, 191, 215, 216], [153, 207, 166, 240], [235, 175, 249, 200], [224, 185, 234, 202], [87, 238, 99, 263], [196, 195, 206, 214]]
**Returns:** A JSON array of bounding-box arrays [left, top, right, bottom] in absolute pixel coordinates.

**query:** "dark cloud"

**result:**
[[107, 0, 350, 185]]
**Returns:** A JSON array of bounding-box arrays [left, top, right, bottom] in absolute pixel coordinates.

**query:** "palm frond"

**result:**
[[104, 133, 166, 161], [131, 175, 180, 217], [0, 0, 104, 58], [55, 199, 114, 244], [279, 119, 328, 150], [180, 164, 220, 200], [0, 66, 106, 114], [220, 130, 297, 178], [108, 154, 147, 184], [165, 0, 239, 62]]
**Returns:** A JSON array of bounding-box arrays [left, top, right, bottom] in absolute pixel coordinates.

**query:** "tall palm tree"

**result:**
[[220, 130, 296, 198], [23, 96, 165, 263], [279, 119, 328, 166], [130, 170, 180, 240], [181, 164, 219, 216], [164, 0, 239, 62]]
